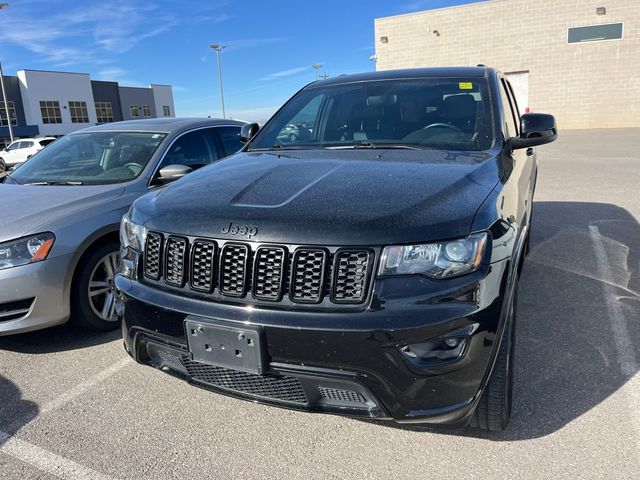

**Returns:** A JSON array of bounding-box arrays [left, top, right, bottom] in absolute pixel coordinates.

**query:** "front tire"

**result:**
[[0, 158, 5, 173], [71, 241, 121, 331], [469, 282, 517, 431]]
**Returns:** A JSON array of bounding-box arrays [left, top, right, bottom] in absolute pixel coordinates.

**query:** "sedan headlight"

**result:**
[[379, 233, 488, 278], [0, 232, 56, 270], [120, 213, 146, 252]]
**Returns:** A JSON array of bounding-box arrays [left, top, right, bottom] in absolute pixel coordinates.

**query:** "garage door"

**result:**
[[506, 71, 529, 114]]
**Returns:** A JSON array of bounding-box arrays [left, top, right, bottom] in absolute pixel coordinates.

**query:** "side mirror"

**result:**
[[157, 164, 193, 184], [509, 113, 557, 149], [240, 123, 260, 144]]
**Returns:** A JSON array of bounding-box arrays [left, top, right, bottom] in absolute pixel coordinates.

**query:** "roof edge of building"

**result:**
[[374, 0, 504, 22]]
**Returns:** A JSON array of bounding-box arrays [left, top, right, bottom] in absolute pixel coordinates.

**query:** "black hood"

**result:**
[[134, 149, 500, 245]]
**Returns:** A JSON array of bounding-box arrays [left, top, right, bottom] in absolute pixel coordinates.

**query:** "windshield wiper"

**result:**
[[326, 142, 424, 151], [250, 145, 317, 152], [25, 180, 84, 186]]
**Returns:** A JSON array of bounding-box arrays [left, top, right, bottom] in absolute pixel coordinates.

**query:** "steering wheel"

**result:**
[[423, 123, 464, 133], [123, 162, 143, 175]]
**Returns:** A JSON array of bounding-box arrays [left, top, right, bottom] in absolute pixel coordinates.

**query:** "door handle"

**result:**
[[526, 147, 534, 156]]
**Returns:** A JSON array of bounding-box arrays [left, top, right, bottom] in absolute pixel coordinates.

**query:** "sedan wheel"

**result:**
[[72, 240, 122, 331], [88, 252, 120, 322], [0, 158, 5, 173]]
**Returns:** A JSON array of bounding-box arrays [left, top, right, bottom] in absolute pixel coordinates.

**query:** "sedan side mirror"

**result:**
[[240, 123, 260, 143], [157, 164, 193, 184], [509, 113, 558, 150]]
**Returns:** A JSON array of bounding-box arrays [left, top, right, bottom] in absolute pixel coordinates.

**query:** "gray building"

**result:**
[[118, 86, 157, 121], [1, 69, 175, 147], [91, 80, 123, 123], [374, 0, 640, 129]]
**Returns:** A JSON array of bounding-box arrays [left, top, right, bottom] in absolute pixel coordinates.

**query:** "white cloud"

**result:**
[[0, 0, 229, 66], [261, 66, 309, 81]]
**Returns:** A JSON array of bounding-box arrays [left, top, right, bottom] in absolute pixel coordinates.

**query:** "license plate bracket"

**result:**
[[185, 317, 266, 375]]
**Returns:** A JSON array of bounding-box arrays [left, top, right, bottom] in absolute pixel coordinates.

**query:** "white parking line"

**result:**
[[1, 357, 130, 479], [0, 432, 115, 479], [589, 225, 640, 455], [40, 357, 130, 415]]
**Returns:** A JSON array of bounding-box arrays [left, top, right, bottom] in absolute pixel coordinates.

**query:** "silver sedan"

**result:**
[[0, 118, 245, 335]]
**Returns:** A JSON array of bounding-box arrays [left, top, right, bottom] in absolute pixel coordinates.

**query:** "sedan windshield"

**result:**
[[10, 131, 167, 185], [249, 78, 495, 152]]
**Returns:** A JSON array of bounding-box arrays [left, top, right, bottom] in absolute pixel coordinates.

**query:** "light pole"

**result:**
[[210, 43, 227, 119], [0, 2, 14, 143], [311, 64, 323, 80]]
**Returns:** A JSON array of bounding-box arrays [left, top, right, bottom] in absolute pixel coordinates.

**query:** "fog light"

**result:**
[[400, 324, 478, 366]]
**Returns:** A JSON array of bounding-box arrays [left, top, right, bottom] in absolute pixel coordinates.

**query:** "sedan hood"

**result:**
[[134, 149, 501, 245], [0, 183, 125, 241]]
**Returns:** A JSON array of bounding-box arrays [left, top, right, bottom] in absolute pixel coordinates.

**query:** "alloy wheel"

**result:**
[[87, 251, 120, 322]]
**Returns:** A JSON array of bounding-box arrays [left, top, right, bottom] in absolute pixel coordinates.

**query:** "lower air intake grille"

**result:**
[[181, 356, 309, 405], [0, 298, 35, 322], [318, 387, 367, 405]]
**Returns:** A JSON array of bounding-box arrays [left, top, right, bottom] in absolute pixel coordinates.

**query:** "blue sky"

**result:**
[[0, 0, 483, 122]]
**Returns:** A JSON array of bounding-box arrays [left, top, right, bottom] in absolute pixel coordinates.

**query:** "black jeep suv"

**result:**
[[117, 67, 557, 431]]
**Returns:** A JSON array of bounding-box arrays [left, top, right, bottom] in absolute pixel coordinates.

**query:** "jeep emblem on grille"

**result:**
[[221, 222, 258, 239]]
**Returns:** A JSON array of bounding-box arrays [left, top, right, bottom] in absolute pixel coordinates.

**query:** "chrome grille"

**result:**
[[332, 251, 372, 303], [143, 232, 162, 280], [190, 240, 216, 292], [253, 247, 286, 301], [164, 237, 187, 286], [219, 244, 249, 297], [290, 249, 327, 303], [142, 232, 374, 306]]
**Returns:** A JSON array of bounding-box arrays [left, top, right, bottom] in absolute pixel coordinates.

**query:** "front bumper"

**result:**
[[0, 254, 72, 335], [118, 258, 511, 426]]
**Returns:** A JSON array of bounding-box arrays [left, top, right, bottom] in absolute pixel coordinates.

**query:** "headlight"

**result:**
[[0, 232, 55, 270], [120, 212, 146, 252], [379, 233, 488, 278]]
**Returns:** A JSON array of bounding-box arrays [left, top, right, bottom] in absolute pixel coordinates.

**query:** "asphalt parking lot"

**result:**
[[1, 128, 639, 479]]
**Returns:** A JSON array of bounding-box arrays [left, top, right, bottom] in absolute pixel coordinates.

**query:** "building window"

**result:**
[[162, 105, 171, 117], [69, 101, 89, 123], [0, 101, 17, 126], [568, 23, 623, 43], [142, 105, 151, 117], [130, 105, 139, 117], [40, 100, 62, 124], [95, 102, 114, 123]]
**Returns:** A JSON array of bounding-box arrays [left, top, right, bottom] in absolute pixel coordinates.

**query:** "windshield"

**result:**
[[10, 131, 167, 185], [249, 78, 495, 152]]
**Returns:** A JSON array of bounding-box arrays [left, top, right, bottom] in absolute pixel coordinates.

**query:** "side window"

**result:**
[[213, 126, 243, 157], [157, 129, 218, 172], [498, 79, 518, 138], [24, 141, 35, 148]]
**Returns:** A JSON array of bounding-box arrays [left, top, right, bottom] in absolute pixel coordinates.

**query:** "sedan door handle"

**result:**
[[526, 147, 535, 156]]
